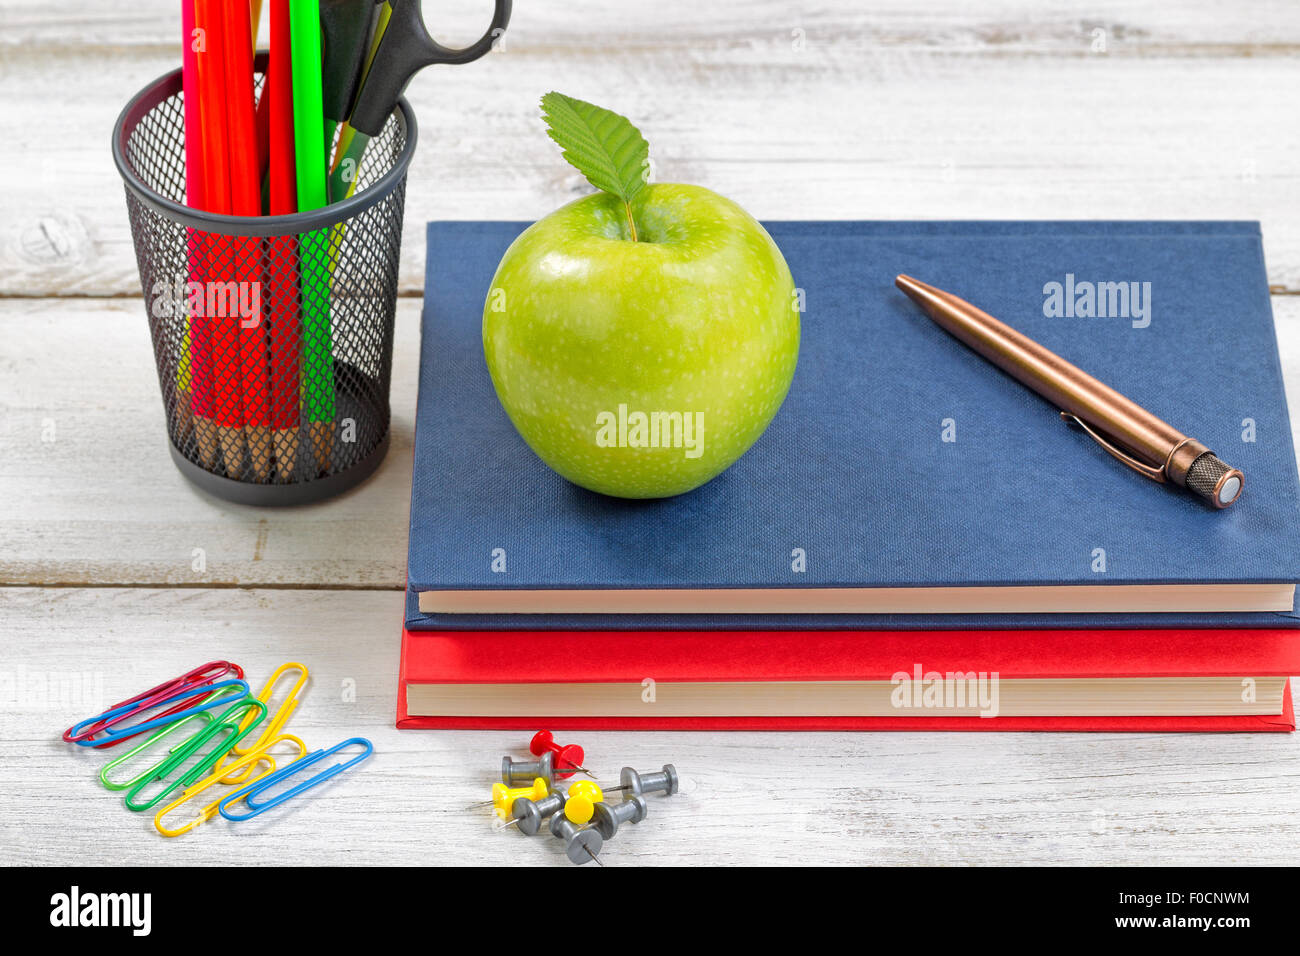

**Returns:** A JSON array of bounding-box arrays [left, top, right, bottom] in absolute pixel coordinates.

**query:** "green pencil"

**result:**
[[288, 0, 336, 473]]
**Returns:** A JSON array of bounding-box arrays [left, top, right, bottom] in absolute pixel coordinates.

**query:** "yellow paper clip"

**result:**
[[215, 662, 308, 784], [154, 734, 308, 837]]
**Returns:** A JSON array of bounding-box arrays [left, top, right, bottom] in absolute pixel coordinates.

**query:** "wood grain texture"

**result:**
[[3, 296, 1298, 590], [3, 0, 1300, 296], [4, 586, 1300, 867], [0, 298, 418, 588], [5, 0, 1300, 867]]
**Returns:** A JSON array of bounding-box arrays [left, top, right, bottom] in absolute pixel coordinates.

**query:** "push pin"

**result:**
[[531, 730, 593, 778], [467, 777, 548, 816], [502, 751, 554, 786], [498, 790, 566, 835], [563, 780, 604, 824], [467, 775, 548, 811], [568, 780, 603, 801], [591, 794, 648, 840], [564, 795, 596, 825], [550, 811, 603, 865], [620, 764, 679, 798]]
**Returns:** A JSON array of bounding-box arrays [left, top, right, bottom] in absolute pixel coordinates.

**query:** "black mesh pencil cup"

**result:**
[[112, 61, 416, 505]]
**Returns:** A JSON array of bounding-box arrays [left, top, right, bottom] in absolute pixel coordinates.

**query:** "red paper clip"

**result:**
[[62, 661, 244, 748]]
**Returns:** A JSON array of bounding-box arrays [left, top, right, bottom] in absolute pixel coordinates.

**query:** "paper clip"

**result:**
[[124, 697, 267, 812], [70, 679, 249, 749], [214, 662, 309, 784], [98, 682, 242, 790], [63, 661, 244, 748], [63, 660, 241, 746], [219, 737, 373, 821], [154, 734, 308, 837], [100, 709, 216, 791]]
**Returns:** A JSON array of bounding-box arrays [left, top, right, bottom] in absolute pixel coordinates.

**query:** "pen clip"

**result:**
[[1059, 412, 1166, 483]]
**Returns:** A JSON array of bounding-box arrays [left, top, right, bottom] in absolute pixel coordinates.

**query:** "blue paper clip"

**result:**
[[62, 661, 243, 747], [69, 679, 250, 747], [218, 737, 373, 821]]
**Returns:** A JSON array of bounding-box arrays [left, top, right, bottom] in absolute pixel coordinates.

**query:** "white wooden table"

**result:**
[[3, 0, 1300, 866]]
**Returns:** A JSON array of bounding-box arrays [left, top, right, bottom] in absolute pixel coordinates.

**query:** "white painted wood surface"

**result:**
[[6, 588, 1300, 866], [3, 0, 1300, 866], [4, 0, 1300, 296]]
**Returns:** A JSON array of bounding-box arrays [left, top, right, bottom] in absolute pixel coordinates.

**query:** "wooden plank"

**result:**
[[6, 0, 1300, 871], [4, 585, 1299, 866], [4, 1, 1300, 297], [0, 298, 418, 588], [5, 0, 1300, 50], [3, 295, 1299, 589]]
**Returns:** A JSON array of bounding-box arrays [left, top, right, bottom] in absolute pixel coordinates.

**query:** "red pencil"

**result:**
[[222, 0, 273, 481], [182, 0, 217, 468], [195, 0, 245, 477], [253, 0, 273, 200], [267, 0, 301, 481], [255, 78, 272, 196]]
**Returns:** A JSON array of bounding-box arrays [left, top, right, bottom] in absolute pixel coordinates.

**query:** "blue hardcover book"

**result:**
[[406, 220, 1300, 631]]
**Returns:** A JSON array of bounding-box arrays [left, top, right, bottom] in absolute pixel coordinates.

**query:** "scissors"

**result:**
[[321, 1, 386, 142], [349, 0, 512, 137], [328, 0, 512, 201]]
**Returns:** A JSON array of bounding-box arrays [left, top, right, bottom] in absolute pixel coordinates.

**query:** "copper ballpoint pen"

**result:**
[[895, 275, 1244, 508]]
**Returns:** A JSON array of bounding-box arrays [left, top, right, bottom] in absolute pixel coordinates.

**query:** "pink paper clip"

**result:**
[[62, 661, 244, 748]]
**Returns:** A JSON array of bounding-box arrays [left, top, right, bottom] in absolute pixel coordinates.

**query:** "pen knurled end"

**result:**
[[1184, 453, 1238, 504]]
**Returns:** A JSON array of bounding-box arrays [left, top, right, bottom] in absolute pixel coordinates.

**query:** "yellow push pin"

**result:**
[[564, 780, 604, 824], [568, 780, 603, 802], [491, 777, 548, 817]]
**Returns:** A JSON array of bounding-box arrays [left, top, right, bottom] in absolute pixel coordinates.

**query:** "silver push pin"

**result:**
[[502, 751, 554, 786], [549, 812, 603, 865], [620, 764, 679, 797], [506, 790, 567, 835], [591, 794, 648, 840]]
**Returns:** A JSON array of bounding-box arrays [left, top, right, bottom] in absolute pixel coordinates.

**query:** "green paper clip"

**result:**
[[123, 698, 267, 812]]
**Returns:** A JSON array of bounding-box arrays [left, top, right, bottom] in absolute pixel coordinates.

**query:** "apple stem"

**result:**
[[624, 200, 639, 242]]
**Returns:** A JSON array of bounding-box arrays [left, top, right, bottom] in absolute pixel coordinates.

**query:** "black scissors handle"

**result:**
[[321, 0, 386, 125], [348, 0, 513, 136]]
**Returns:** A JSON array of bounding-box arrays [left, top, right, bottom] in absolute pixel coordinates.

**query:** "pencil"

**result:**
[[196, 0, 246, 477], [223, 0, 274, 482], [289, 0, 336, 474], [251, 0, 264, 46], [254, 77, 271, 204], [182, 0, 217, 467], [252, 0, 270, 204], [175, 320, 193, 442], [268, 0, 300, 481]]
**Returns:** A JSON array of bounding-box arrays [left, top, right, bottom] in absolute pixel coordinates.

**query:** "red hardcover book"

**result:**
[[397, 627, 1299, 732]]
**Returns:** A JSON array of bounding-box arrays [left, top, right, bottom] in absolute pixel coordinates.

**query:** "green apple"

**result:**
[[482, 183, 800, 499]]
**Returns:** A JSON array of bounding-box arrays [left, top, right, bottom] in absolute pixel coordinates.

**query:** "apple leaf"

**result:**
[[541, 92, 649, 240]]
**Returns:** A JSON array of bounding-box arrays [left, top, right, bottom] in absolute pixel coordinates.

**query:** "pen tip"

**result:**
[[894, 274, 933, 305]]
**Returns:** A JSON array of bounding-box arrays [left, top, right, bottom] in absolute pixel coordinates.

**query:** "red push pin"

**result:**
[[530, 730, 594, 779]]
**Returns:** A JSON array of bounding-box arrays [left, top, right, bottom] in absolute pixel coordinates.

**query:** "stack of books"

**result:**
[[398, 221, 1300, 731]]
